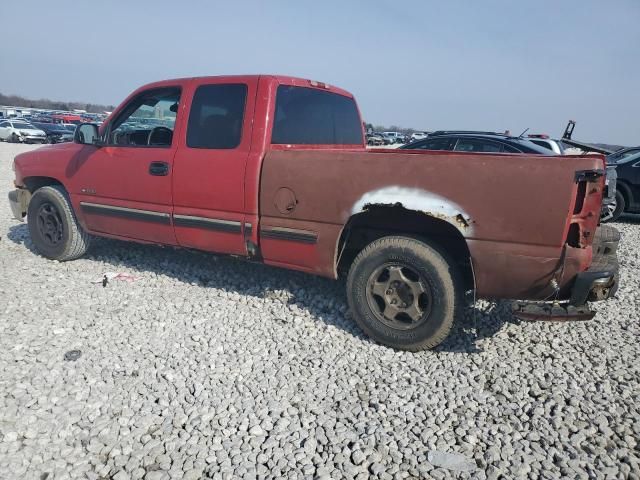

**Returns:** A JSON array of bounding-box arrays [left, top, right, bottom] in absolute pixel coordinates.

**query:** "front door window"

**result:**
[[106, 87, 181, 147]]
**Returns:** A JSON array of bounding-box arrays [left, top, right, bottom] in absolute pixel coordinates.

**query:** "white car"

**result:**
[[0, 120, 47, 144], [527, 134, 565, 155], [410, 132, 428, 141]]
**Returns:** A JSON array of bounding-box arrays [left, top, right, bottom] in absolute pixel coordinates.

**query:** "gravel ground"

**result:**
[[1, 142, 638, 480]]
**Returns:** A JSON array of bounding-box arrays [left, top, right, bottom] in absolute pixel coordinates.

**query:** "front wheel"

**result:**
[[346, 236, 461, 351], [27, 185, 91, 261]]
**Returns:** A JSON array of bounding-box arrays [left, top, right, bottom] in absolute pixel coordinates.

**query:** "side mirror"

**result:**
[[74, 123, 102, 146]]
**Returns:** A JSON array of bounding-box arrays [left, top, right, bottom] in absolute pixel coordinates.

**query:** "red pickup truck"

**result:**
[[8, 75, 619, 350]]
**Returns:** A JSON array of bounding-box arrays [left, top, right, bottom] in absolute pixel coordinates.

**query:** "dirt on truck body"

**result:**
[[8, 74, 620, 350]]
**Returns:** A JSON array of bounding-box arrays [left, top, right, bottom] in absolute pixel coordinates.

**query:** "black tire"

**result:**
[[9, 133, 18, 143], [609, 190, 626, 222], [27, 185, 91, 261], [346, 236, 461, 351]]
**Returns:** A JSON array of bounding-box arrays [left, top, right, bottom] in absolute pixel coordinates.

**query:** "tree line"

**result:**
[[0, 92, 115, 113]]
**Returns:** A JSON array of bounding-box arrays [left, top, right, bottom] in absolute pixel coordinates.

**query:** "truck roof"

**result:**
[[138, 75, 356, 99]]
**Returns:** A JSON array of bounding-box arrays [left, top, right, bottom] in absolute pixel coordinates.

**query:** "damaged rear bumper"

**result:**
[[512, 225, 620, 321], [8, 188, 31, 221], [569, 226, 620, 306]]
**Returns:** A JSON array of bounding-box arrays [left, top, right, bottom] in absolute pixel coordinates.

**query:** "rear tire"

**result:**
[[27, 185, 91, 261], [346, 236, 461, 351]]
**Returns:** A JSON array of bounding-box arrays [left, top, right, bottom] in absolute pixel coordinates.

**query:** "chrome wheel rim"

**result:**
[[602, 199, 617, 221]]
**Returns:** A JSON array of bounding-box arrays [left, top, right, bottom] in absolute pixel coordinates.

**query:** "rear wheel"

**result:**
[[346, 236, 461, 351], [609, 190, 626, 222], [27, 185, 91, 261]]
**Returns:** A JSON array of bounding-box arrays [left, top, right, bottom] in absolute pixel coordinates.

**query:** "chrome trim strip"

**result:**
[[80, 202, 169, 217], [260, 226, 318, 244], [80, 202, 170, 224], [173, 214, 242, 233]]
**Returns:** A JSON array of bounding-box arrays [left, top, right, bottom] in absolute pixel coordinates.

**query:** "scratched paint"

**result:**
[[350, 186, 473, 234]]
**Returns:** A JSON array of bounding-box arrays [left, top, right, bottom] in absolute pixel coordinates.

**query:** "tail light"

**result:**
[[566, 169, 605, 248]]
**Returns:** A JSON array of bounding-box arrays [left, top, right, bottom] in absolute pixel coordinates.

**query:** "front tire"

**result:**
[[346, 236, 461, 351], [27, 185, 91, 261]]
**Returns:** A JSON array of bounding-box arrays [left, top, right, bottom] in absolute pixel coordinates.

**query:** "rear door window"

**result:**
[[272, 85, 363, 145], [501, 144, 521, 153], [410, 137, 453, 150], [454, 138, 503, 153], [187, 84, 247, 149]]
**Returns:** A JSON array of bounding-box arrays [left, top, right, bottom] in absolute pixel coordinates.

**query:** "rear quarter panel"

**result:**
[[259, 149, 605, 299]]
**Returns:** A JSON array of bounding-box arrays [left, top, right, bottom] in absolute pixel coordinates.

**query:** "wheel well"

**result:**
[[23, 176, 63, 193], [337, 205, 474, 290]]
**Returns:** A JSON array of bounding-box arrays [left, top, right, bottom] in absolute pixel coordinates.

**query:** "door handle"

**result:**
[[149, 161, 169, 176]]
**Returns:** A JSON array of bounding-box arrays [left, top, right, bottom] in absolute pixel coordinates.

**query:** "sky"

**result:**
[[1, 0, 639, 145]]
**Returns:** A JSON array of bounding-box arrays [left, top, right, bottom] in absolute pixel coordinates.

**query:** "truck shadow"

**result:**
[[7, 223, 516, 353]]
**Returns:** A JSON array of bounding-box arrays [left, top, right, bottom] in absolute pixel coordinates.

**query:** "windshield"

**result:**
[[609, 150, 640, 165], [607, 148, 640, 163], [13, 122, 36, 129]]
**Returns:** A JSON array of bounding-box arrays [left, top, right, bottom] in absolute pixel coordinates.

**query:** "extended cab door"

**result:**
[[69, 85, 185, 245], [171, 78, 256, 255]]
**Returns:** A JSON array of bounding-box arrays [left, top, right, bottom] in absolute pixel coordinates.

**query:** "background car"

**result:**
[[31, 122, 74, 143], [382, 131, 406, 144], [527, 134, 566, 155], [366, 133, 384, 146], [0, 119, 47, 144], [372, 132, 393, 145], [400, 131, 554, 154], [410, 131, 428, 142], [606, 149, 640, 220], [607, 146, 640, 163]]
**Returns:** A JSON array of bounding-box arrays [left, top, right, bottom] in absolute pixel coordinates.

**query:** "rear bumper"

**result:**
[[569, 225, 620, 306]]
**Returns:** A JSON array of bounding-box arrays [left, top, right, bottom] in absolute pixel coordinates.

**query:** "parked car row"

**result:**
[[0, 119, 75, 144], [365, 129, 566, 152], [400, 131, 553, 154], [399, 130, 628, 221], [366, 132, 404, 145], [366, 130, 430, 146]]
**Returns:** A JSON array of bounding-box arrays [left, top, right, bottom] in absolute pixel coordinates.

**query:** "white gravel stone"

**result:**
[[0, 143, 639, 479]]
